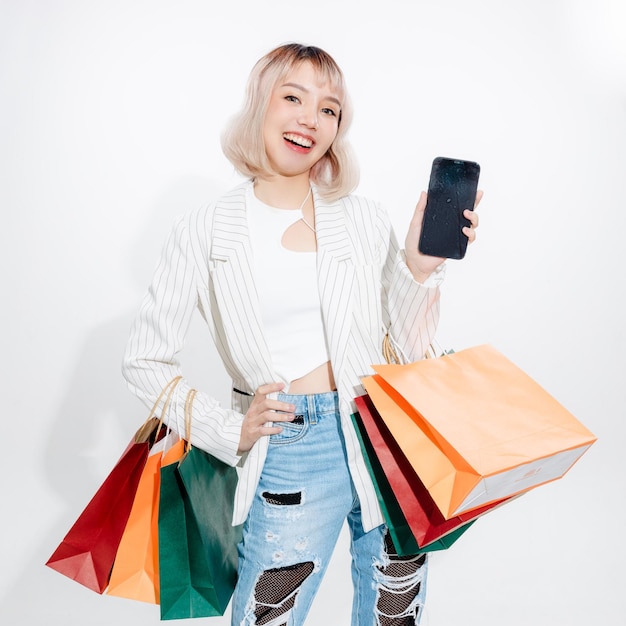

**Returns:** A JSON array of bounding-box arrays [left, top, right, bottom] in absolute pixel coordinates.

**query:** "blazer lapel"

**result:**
[[207, 183, 356, 391], [313, 187, 355, 385], [209, 182, 275, 388]]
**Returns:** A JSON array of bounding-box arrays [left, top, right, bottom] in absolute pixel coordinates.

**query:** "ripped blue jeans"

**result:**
[[230, 391, 428, 626]]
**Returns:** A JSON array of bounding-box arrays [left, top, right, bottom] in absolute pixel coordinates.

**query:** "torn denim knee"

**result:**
[[373, 534, 428, 625], [240, 562, 315, 626]]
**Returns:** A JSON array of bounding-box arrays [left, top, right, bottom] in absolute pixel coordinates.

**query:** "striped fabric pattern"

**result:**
[[122, 180, 443, 531]]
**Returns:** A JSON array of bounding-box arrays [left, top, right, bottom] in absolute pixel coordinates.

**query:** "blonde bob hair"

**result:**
[[221, 43, 359, 201]]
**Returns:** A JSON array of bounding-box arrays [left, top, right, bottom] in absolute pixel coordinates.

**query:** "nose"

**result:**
[[298, 106, 318, 130]]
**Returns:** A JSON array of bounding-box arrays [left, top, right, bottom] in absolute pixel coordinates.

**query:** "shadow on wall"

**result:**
[[0, 178, 233, 624]]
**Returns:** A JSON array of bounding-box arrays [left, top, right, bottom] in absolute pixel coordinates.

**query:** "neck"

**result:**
[[254, 174, 311, 209]]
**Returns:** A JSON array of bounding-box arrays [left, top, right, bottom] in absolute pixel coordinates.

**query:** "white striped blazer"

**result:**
[[122, 180, 443, 531]]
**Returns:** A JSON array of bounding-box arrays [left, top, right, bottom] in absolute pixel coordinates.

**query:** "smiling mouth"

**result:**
[[283, 133, 313, 149]]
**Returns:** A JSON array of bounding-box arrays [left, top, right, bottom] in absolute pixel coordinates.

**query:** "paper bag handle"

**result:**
[[135, 375, 182, 443], [382, 333, 448, 365], [183, 387, 198, 453]]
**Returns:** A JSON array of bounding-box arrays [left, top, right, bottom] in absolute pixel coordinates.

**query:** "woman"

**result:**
[[123, 43, 480, 625]]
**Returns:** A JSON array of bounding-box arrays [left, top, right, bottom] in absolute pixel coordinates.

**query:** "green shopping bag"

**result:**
[[158, 389, 242, 620]]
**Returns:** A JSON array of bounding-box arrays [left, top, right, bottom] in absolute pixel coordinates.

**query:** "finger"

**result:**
[[411, 191, 427, 224], [464, 209, 479, 229], [462, 221, 477, 243], [246, 407, 295, 430], [251, 383, 293, 410], [474, 190, 484, 209], [260, 394, 296, 414], [463, 226, 476, 243], [249, 397, 296, 423], [256, 381, 285, 396], [266, 407, 296, 422], [406, 191, 427, 254], [259, 424, 285, 436]]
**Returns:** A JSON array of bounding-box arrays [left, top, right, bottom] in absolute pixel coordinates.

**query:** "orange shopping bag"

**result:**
[[106, 433, 186, 603], [363, 344, 597, 519]]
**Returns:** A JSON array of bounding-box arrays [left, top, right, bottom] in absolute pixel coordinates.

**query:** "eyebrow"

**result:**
[[281, 82, 342, 108]]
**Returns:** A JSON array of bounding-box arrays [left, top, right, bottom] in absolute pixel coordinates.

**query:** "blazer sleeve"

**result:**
[[121, 211, 243, 466], [380, 205, 445, 362]]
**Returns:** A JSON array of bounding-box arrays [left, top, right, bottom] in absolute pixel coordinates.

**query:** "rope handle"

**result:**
[[135, 375, 183, 443], [382, 333, 450, 365], [184, 387, 198, 454], [382, 332, 402, 365]]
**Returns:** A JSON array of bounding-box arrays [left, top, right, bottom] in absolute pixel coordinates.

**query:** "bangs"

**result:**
[[261, 44, 346, 107]]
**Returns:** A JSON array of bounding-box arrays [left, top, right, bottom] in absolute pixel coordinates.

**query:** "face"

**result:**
[[262, 61, 341, 180]]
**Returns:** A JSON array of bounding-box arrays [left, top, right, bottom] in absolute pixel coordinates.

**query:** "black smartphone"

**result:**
[[418, 156, 481, 259]]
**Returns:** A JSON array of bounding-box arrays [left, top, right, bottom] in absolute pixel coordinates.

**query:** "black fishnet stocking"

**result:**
[[253, 561, 314, 625]]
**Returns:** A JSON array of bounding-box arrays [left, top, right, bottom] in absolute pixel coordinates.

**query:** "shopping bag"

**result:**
[[158, 389, 242, 620], [106, 433, 185, 603], [364, 344, 597, 519], [353, 394, 514, 555], [45, 376, 181, 593], [351, 405, 473, 555]]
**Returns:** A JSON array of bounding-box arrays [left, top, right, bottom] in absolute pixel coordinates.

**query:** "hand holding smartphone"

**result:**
[[418, 157, 481, 260]]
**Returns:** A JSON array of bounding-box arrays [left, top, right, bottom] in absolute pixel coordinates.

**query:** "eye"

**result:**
[[321, 107, 337, 117], [285, 95, 300, 104]]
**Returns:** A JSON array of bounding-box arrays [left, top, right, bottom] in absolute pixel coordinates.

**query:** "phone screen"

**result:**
[[418, 157, 480, 259]]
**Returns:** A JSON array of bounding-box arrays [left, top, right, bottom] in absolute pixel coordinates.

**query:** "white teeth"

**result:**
[[284, 133, 313, 148]]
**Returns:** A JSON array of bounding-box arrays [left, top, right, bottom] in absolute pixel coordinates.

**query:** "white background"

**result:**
[[1, 1, 624, 624]]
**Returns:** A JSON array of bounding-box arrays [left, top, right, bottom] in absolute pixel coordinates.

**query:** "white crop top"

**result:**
[[246, 186, 330, 387]]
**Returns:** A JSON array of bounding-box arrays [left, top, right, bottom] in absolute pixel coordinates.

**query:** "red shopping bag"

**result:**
[[46, 377, 181, 593]]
